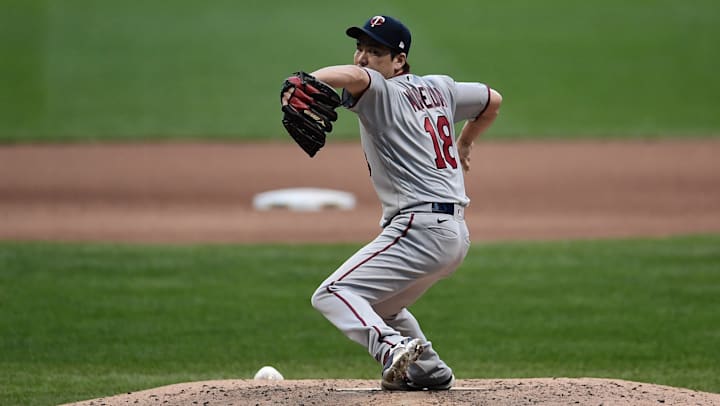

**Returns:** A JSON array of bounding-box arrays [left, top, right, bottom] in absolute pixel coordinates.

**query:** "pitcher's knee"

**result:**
[[310, 285, 329, 312]]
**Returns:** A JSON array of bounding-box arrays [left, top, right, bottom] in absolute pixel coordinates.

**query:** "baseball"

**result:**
[[253, 365, 284, 380]]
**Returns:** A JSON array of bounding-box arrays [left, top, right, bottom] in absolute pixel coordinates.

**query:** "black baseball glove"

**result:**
[[280, 71, 341, 157]]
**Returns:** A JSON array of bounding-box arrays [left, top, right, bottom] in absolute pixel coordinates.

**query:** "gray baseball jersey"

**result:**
[[344, 68, 490, 226], [312, 67, 491, 383]]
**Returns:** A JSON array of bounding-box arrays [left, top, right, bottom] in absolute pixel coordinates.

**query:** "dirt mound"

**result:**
[[62, 378, 720, 405]]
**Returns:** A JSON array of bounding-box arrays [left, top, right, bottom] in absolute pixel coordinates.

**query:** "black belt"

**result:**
[[401, 202, 457, 215], [430, 202, 455, 215]]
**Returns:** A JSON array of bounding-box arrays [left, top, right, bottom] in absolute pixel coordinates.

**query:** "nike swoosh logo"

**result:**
[[437, 218, 449, 224]]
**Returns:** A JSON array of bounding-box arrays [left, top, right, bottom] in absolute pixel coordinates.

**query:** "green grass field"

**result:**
[[1, 2, 719, 405], [1, 235, 719, 405], [1, 0, 719, 141]]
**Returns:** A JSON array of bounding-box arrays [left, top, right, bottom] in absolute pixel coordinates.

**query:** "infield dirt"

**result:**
[[2, 139, 719, 243], [3, 139, 720, 405]]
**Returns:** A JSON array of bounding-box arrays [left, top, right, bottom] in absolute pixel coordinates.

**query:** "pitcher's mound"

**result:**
[[62, 378, 720, 405]]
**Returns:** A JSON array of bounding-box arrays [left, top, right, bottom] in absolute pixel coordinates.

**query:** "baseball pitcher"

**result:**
[[280, 14, 502, 390]]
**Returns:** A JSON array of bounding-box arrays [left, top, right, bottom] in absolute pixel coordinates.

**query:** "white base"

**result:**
[[252, 188, 356, 211]]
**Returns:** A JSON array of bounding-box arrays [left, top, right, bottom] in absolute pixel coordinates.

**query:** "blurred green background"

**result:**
[[1, 0, 719, 142]]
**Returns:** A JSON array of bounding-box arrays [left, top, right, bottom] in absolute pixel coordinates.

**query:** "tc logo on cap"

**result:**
[[370, 16, 385, 27]]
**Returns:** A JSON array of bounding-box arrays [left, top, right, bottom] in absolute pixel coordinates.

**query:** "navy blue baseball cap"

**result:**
[[346, 15, 412, 55]]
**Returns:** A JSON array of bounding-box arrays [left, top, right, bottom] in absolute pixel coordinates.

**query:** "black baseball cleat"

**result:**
[[407, 373, 456, 391]]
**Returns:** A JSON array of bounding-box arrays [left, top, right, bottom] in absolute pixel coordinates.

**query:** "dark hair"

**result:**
[[391, 50, 411, 74]]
